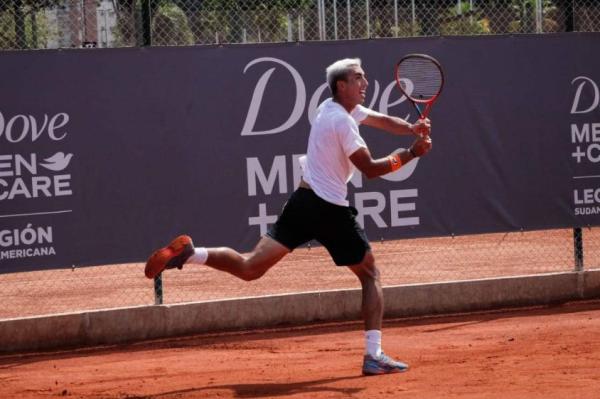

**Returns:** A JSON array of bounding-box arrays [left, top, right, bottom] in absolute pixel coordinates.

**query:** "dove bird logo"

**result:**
[[40, 152, 73, 172]]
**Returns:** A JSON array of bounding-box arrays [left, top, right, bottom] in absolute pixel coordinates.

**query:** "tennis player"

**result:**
[[145, 58, 432, 375]]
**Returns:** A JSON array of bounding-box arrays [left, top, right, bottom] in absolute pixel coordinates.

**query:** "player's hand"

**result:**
[[410, 135, 432, 157], [410, 118, 431, 137]]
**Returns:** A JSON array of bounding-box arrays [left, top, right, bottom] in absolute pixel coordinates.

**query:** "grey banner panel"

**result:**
[[1, 33, 600, 272]]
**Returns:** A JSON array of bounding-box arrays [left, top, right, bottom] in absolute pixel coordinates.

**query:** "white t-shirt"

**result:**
[[301, 98, 374, 206]]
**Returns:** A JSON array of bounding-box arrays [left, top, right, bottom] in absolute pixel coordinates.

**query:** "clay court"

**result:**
[[1, 228, 600, 399], [1, 228, 599, 399], [1, 300, 599, 398], [3, 229, 599, 319]]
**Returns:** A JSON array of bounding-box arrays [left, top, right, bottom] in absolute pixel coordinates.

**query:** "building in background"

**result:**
[[45, 0, 116, 48]]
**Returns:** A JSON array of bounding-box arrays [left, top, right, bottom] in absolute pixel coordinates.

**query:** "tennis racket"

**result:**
[[394, 54, 444, 120]]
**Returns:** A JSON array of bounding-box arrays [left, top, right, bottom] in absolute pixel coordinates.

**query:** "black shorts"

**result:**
[[266, 187, 371, 266]]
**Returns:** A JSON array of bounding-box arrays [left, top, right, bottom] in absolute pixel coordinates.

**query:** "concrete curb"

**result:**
[[2, 271, 599, 353]]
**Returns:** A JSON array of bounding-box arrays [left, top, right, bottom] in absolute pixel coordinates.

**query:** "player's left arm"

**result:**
[[362, 112, 431, 137]]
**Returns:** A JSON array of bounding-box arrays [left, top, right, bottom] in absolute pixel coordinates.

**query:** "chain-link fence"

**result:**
[[1, 2, 599, 320], [1, 227, 599, 319], [1, 0, 599, 50]]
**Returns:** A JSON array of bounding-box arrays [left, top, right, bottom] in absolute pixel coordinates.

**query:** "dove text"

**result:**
[[0, 111, 69, 143]]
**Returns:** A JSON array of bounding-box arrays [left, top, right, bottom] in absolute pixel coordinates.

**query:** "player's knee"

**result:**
[[240, 270, 262, 281], [360, 251, 376, 267], [240, 260, 270, 281], [351, 252, 380, 282]]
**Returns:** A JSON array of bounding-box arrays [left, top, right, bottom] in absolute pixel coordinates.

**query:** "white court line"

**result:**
[[0, 210, 73, 219], [573, 175, 600, 180]]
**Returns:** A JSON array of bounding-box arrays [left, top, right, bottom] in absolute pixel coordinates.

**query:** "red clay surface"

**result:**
[[1, 300, 600, 398], [2, 228, 599, 319]]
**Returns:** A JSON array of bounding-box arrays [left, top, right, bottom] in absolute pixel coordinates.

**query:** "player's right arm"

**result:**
[[349, 136, 432, 179], [362, 112, 431, 137]]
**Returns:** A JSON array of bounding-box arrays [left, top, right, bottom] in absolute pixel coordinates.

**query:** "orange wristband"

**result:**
[[388, 153, 402, 172]]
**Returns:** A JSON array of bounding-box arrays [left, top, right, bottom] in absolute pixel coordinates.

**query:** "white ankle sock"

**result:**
[[365, 330, 382, 358], [188, 247, 208, 265]]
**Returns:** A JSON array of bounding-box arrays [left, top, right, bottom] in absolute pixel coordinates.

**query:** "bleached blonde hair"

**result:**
[[326, 58, 362, 95]]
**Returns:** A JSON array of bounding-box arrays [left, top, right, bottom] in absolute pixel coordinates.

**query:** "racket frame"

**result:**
[[394, 53, 444, 120]]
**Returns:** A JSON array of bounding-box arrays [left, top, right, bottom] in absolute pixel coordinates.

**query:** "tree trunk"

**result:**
[[31, 10, 38, 48], [14, 0, 27, 49], [520, 2, 535, 33], [555, 0, 574, 32], [486, 0, 513, 34], [227, 5, 243, 43]]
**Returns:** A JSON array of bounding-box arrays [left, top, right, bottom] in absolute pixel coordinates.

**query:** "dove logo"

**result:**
[[240, 57, 412, 136], [40, 152, 73, 172], [571, 76, 599, 115], [0, 111, 69, 143]]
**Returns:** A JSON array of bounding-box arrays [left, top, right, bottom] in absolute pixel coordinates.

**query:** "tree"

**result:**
[[415, 0, 455, 36], [113, 0, 162, 46], [553, 0, 574, 32], [0, 0, 62, 49]]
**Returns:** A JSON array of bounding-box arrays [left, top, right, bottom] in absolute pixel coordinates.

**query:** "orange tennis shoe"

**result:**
[[144, 235, 194, 279]]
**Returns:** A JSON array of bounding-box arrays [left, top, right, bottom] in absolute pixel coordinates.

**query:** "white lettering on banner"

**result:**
[[573, 188, 600, 205], [0, 224, 53, 247], [0, 111, 69, 143], [572, 143, 600, 163], [248, 203, 278, 236], [247, 156, 287, 196], [0, 152, 72, 177], [244, 154, 421, 234], [247, 154, 370, 196], [240, 57, 422, 236], [575, 206, 600, 215], [571, 76, 600, 114], [390, 189, 419, 227], [240, 57, 414, 136], [354, 189, 419, 228], [570, 123, 600, 163], [0, 247, 56, 260], [0, 109, 74, 204], [241, 58, 306, 136], [570, 123, 600, 143], [0, 109, 72, 265], [0, 223, 56, 260], [570, 77, 600, 218], [355, 191, 387, 228], [0, 152, 73, 200], [569, 77, 600, 172]]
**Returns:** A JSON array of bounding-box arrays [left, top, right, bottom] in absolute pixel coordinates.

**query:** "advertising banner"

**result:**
[[1, 33, 599, 272]]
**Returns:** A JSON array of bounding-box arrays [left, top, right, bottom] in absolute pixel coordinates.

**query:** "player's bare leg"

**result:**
[[145, 235, 289, 281], [204, 236, 290, 281], [350, 252, 409, 375], [349, 251, 383, 331]]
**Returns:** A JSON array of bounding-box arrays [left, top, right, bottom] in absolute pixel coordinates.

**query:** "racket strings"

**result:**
[[397, 58, 442, 100]]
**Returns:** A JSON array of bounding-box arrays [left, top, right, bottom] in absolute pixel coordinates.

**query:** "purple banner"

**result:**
[[1, 33, 600, 272]]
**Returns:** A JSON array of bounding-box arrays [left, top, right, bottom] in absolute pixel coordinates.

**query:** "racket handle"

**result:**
[[415, 103, 424, 119]]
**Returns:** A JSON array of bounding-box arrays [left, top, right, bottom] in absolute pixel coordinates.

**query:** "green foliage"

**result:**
[[439, 2, 489, 35], [0, 0, 58, 49], [198, 0, 313, 11], [152, 2, 194, 45], [2, 0, 596, 50]]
